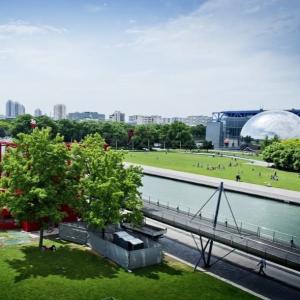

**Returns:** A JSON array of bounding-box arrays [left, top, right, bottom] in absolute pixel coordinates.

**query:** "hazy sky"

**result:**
[[0, 0, 299, 117]]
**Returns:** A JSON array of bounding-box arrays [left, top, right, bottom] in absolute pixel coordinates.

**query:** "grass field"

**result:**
[[0, 239, 256, 300], [125, 151, 300, 192]]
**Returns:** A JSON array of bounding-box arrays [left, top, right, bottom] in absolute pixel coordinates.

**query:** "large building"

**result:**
[[109, 111, 125, 122], [128, 115, 211, 126], [206, 109, 300, 149], [6, 100, 25, 118], [53, 104, 66, 120], [68, 112, 105, 121], [34, 108, 43, 117], [184, 115, 212, 126], [128, 115, 163, 125]]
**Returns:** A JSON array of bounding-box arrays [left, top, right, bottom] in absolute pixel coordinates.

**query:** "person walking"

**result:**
[[257, 258, 266, 275]]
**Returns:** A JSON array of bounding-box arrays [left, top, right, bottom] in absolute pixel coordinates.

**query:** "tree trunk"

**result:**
[[101, 228, 105, 239], [39, 226, 44, 249]]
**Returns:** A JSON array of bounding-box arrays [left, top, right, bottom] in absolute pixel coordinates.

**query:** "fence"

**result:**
[[59, 222, 162, 270]]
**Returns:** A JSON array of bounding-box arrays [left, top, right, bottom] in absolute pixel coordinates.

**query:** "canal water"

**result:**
[[141, 175, 300, 239]]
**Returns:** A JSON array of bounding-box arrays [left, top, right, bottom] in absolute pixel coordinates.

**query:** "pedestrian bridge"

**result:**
[[141, 197, 300, 271]]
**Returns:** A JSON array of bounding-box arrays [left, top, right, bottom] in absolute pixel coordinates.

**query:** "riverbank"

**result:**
[[125, 162, 300, 205], [125, 151, 300, 192]]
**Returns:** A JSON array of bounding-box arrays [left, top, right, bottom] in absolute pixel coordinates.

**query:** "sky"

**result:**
[[0, 0, 300, 118]]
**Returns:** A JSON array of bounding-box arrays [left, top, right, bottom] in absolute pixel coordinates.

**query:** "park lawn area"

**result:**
[[125, 151, 300, 192], [0, 239, 256, 300]]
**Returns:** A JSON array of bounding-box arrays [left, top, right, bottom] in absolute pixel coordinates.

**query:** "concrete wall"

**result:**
[[205, 121, 223, 149]]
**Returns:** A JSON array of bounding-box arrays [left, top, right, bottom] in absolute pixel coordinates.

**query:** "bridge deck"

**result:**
[[142, 199, 300, 271]]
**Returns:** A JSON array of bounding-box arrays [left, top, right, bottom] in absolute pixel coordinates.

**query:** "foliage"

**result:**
[[262, 139, 300, 171], [6, 115, 201, 150], [191, 124, 206, 141], [0, 128, 79, 247], [260, 135, 280, 150], [11, 114, 34, 137], [201, 140, 213, 151], [72, 133, 143, 232], [0, 120, 13, 137]]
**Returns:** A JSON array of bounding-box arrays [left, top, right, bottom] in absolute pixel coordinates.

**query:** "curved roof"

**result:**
[[240, 110, 300, 140]]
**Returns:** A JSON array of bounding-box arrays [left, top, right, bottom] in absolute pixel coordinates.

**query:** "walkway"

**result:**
[[189, 152, 272, 167], [126, 163, 300, 205], [142, 199, 300, 271], [146, 218, 300, 300]]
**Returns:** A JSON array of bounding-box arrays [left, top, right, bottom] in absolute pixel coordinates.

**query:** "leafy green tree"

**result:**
[[11, 114, 33, 137], [202, 140, 213, 151], [0, 128, 79, 248], [191, 124, 206, 141], [262, 138, 300, 171], [0, 120, 13, 137], [167, 122, 195, 149], [72, 134, 143, 237], [36, 115, 59, 137], [57, 119, 78, 142], [132, 124, 160, 150]]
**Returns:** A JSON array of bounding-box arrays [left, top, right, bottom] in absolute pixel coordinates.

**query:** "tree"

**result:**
[[72, 133, 143, 237], [242, 135, 253, 144], [191, 125, 206, 141], [0, 128, 78, 248], [202, 140, 213, 151], [11, 114, 34, 137], [167, 122, 195, 149], [0, 120, 13, 137], [36, 115, 59, 137], [262, 138, 300, 171], [57, 119, 78, 142]]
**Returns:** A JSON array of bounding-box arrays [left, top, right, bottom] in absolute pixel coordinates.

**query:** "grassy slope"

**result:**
[[125, 151, 300, 192], [0, 240, 256, 300]]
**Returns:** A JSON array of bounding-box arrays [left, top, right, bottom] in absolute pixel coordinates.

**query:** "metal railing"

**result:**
[[141, 194, 300, 248], [142, 197, 300, 270]]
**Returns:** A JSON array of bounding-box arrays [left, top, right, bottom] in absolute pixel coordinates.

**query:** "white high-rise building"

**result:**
[[53, 104, 66, 120], [109, 111, 125, 122]]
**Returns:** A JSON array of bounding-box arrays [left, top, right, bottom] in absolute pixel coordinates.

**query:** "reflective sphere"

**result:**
[[240, 110, 300, 140]]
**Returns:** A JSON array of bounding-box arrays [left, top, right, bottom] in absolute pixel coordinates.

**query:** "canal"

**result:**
[[141, 175, 300, 239]]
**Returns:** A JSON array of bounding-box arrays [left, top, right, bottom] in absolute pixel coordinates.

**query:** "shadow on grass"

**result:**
[[132, 254, 183, 280], [6, 244, 120, 283]]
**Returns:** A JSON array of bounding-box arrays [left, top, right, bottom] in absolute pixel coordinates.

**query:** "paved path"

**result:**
[[146, 218, 300, 300], [126, 163, 300, 205], [189, 152, 272, 167]]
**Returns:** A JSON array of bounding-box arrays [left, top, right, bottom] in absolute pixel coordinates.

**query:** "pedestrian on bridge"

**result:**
[[257, 258, 266, 275]]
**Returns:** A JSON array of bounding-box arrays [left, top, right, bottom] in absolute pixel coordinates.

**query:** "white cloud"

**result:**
[[0, 20, 67, 36], [0, 0, 299, 116]]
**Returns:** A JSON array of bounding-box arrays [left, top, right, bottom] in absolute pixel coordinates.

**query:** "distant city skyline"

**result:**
[[0, 0, 299, 115]]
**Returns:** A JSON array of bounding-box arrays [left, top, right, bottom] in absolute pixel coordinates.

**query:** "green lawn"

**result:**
[[0, 239, 256, 300], [125, 151, 300, 192]]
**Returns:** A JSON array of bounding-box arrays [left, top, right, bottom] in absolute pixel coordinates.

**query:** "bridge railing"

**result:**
[[141, 194, 300, 248], [142, 199, 300, 270]]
